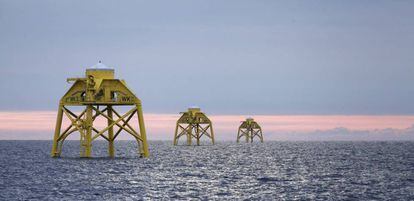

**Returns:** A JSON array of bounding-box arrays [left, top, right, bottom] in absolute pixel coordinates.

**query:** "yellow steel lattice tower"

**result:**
[[51, 62, 149, 158], [237, 118, 263, 143], [173, 107, 214, 146]]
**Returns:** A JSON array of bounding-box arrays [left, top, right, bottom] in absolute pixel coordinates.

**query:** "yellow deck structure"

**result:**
[[237, 117, 263, 143], [173, 107, 215, 145], [51, 62, 149, 158]]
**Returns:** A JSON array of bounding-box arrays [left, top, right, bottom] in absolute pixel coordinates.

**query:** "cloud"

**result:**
[[264, 126, 414, 141], [1, 111, 414, 140]]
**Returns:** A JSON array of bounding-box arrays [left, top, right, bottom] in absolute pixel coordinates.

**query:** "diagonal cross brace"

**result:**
[[91, 107, 139, 140], [113, 110, 141, 141], [91, 107, 139, 141]]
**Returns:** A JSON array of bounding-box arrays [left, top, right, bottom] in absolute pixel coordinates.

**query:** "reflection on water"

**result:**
[[0, 140, 413, 200]]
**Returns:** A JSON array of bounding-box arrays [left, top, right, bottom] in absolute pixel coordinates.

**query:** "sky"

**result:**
[[0, 1, 414, 140], [2, 112, 414, 141]]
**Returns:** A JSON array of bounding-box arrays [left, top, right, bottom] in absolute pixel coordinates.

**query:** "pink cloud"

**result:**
[[1, 111, 414, 140]]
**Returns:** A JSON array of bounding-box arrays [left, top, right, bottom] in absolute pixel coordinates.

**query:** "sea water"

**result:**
[[0, 141, 413, 200]]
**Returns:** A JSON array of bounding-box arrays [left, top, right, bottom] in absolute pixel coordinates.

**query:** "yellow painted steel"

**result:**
[[237, 118, 263, 143], [173, 107, 215, 146], [51, 62, 149, 158]]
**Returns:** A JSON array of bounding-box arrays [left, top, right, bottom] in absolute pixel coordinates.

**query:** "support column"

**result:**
[[187, 124, 192, 146], [196, 124, 200, 146], [250, 128, 254, 143], [81, 105, 93, 157], [245, 129, 249, 143], [136, 103, 149, 157], [107, 106, 115, 158], [237, 128, 241, 143], [173, 124, 179, 145], [260, 130, 264, 143], [210, 124, 215, 145], [51, 104, 64, 157]]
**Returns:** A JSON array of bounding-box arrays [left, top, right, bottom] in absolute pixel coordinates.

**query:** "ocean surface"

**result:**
[[0, 141, 413, 200]]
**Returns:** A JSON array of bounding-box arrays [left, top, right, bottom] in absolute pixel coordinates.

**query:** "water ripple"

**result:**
[[0, 141, 413, 200]]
